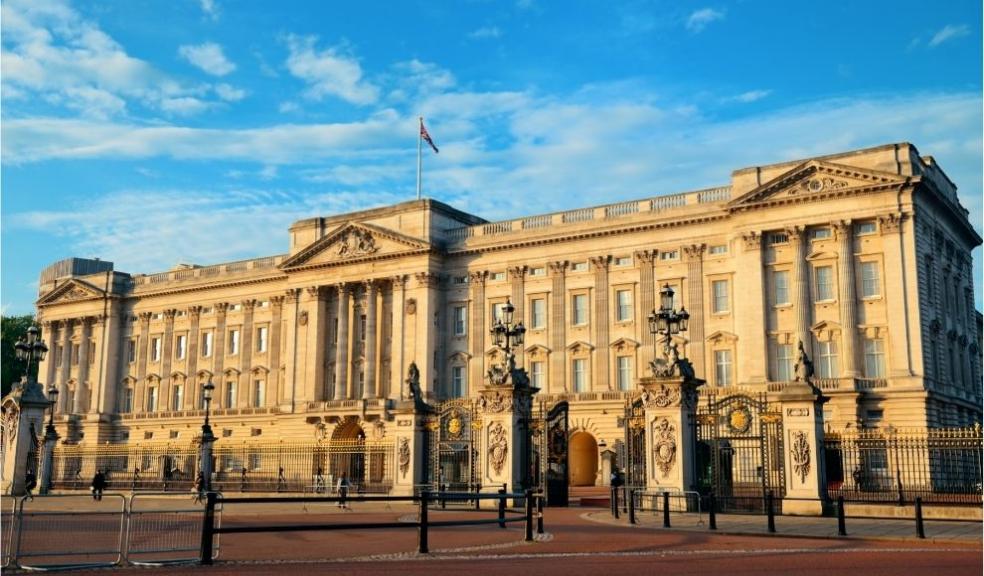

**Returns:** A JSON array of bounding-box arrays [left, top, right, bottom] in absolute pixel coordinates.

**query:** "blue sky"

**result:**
[[2, 0, 982, 315]]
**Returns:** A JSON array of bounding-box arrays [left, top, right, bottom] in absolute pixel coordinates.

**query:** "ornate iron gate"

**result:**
[[696, 393, 784, 504], [532, 401, 569, 506], [427, 399, 481, 491], [622, 397, 646, 488]]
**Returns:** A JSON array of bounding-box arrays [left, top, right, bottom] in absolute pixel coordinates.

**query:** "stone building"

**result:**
[[34, 142, 982, 488]]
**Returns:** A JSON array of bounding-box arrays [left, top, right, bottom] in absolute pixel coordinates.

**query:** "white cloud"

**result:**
[[214, 83, 246, 102], [728, 89, 772, 103], [278, 101, 299, 113], [285, 35, 379, 105], [160, 96, 210, 115], [469, 26, 502, 39], [929, 24, 969, 47], [199, 0, 219, 21], [178, 42, 236, 76], [686, 8, 725, 33]]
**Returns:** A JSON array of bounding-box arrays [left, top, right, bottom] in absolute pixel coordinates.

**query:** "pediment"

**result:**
[[609, 337, 640, 351], [728, 160, 906, 211], [706, 330, 738, 344], [37, 279, 106, 306], [566, 340, 594, 354], [280, 222, 432, 269], [524, 344, 551, 359]]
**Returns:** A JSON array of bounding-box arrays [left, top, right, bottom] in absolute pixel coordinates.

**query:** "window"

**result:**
[[814, 266, 834, 301], [176, 335, 187, 360], [571, 262, 588, 272], [530, 362, 545, 388], [861, 262, 880, 298], [360, 315, 367, 341], [202, 332, 213, 358], [147, 386, 158, 412], [451, 366, 465, 398], [614, 256, 632, 267], [172, 384, 184, 411], [616, 289, 633, 322], [453, 306, 467, 336], [768, 232, 789, 245], [863, 338, 886, 378], [572, 294, 589, 325], [660, 250, 679, 260], [531, 298, 546, 329], [224, 381, 237, 408], [453, 275, 469, 284], [713, 350, 732, 387], [771, 341, 794, 381], [817, 340, 839, 379], [491, 302, 505, 323], [128, 340, 136, 363], [865, 409, 884, 422], [71, 343, 80, 365], [121, 388, 133, 413], [708, 244, 728, 255], [491, 271, 506, 281], [616, 356, 632, 391], [572, 359, 588, 393], [256, 327, 268, 352], [253, 380, 265, 407], [229, 329, 240, 354], [810, 228, 832, 240], [150, 337, 161, 362], [855, 221, 877, 235], [712, 280, 729, 313], [773, 271, 790, 305], [530, 267, 546, 277]]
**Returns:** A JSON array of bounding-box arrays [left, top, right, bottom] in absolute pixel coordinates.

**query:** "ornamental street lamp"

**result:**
[[199, 380, 217, 492], [45, 385, 59, 431], [14, 325, 49, 384], [202, 380, 216, 429], [647, 284, 693, 379], [487, 299, 527, 384]]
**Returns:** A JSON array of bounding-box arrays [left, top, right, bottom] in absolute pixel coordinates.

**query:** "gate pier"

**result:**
[[638, 375, 704, 494], [777, 380, 828, 515]]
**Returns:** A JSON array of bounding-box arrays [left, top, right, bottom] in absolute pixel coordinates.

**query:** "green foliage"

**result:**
[[2, 314, 37, 397]]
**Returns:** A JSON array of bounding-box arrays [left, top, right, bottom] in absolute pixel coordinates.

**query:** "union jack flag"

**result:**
[[420, 121, 439, 154]]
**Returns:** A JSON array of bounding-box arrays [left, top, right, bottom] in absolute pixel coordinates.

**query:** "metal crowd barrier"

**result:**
[[127, 492, 221, 565], [2, 496, 15, 568], [14, 494, 127, 571]]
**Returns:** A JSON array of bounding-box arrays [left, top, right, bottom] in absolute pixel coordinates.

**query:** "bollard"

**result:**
[[708, 494, 717, 531], [837, 496, 847, 536], [498, 487, 507, 529], [199, 492, 217, 565], [662, 492, 671, 528], [418, 491, 430, 553], [612, 486, 620, 519], [914, 497, 925, 539], [766, 491, 776, 533], [475, 483, 481, 511], [525, 489, 534, 542], [537, 493, 545, 535], [628, 487, 636, 525]]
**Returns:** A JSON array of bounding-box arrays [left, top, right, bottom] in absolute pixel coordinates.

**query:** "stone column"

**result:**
[[334, 284, 350, 400], [413, 272, 442, 400], [135, 314, 151, 413], [508, 266, 526, 368], [879, 213, 913, 377], [469, 271, 487, 396], [683, 244, 706, 379], [389, 276, 407, 401], [160, 309, 176, 410], [240, 299, 256, 408], [280, 290, 301, 411], [548, 261, 568, 393], [590, 256, 611, 391], [74, 317, 93, 414], [186, 306, 201, 410], [212, 303, 228, 380], [85, 315, 106, 416], [635, 251, 658, 371], [41, 321, 58, 395], [639, 376, 703, 494], [269, 296, 285, 407], [59, 319, 73, 413], [301, 287, 327, 403], [833, 221, 858, 377], [364, 280, 379, 399], [736, 233, 767, 383], [788, 226, 811, 352], [777, 381, 828, 515]]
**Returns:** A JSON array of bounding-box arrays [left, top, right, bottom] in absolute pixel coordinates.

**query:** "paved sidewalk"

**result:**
[[586, 508, 984, 543]]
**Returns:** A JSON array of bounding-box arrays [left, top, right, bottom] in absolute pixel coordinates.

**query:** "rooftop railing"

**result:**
[[128, 255, 287, 289]]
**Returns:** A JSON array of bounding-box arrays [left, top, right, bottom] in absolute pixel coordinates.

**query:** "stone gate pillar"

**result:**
[[478, 384, 536, 498], [1, 379, 51, 495], [391, 406, 429, 496], [777, 380, 828, 515], [638, 375, 703, 494]]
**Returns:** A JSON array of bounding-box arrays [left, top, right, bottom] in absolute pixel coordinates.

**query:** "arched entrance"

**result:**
[[569, 432, 599, 486], [329, 417, 366, 488]]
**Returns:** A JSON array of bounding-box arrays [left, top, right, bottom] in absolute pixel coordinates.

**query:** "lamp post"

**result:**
[[199, 380, 216, 492], [14, 325, 49, 385], [488, 299, 527, 377], [647, 284, 692, 378]]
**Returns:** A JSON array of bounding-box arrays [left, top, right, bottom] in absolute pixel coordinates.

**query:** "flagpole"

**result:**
[[416, 116, 423, 200]]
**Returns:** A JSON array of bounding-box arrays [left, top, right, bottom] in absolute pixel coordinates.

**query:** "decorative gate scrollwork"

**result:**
[[623, 397, 647, 488], [426, 399, 481, 492], [532, 401, 569, 506]]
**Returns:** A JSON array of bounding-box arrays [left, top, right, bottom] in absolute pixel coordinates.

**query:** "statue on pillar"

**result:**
[[406, 362, 428, 411]]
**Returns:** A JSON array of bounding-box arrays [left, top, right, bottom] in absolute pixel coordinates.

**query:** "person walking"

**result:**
[[91, 470, 107, 501], [315, 467, 326, 494], [338, 474, 349, 509], [193, 471, 205, 504], [24, 470, 37, 501]]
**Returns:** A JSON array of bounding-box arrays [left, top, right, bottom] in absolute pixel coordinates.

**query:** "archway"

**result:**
[[329, 417, 366, 489], [569, 432, 599, 486]]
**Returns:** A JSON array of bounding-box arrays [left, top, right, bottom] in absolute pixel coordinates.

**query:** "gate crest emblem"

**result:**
[[791, 430, 811, 484], [488, 422, 508, 476], [652, 418, 677, 478]]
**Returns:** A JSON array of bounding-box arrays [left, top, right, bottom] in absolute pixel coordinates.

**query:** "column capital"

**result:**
[[304, 286, 323, 300], [269, 295, 285, 308], [831, 219, 853, 238], [363, 278, 380, 292], [548, 260, 569, 275], [468, 270, 488, 285], [589, 255, 611, 271], [507, 266, 527, 280], [187, 305, 202, 319], [335, 282, 352, 296], [634, 249, 657, 265], [389, 275, 407, 288], [740, 231, 762, 251], [414, 272, 441, 288], [138, 312, 153, 324], [878, 213, 905, 235], [242, 298, 257, 310], [90, 314, 106, 327], [683, 244, 706, 261], [214, 302, 230, 314], [162, 309, 177, 321], [284, 289, 301, 304], [784, 225, 807, 241]]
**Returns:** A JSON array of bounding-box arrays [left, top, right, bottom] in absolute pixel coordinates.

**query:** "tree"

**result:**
[[2, 314, 38, 397]]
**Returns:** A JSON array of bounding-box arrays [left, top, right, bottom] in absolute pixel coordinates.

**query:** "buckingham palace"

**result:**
[[28, 141, 982, 491]]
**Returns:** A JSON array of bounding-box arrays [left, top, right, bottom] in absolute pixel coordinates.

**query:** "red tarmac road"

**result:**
[[49, 507, 984, 576]]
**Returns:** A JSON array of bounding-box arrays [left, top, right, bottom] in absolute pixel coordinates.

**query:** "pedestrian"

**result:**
[[338, 474, 349, 509], [277, 467, 286, 492], [193, 471, 205, 504], [24, 470, 37, 501], [91, 469, 107, 501], [315, 467, 326, 494]]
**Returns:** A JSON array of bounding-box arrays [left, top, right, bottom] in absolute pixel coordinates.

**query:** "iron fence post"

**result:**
[[537, 493, 544, 535], [708, 494, 717, 531], [766, 491, 776, 533], [199, 492, 216, 565], [612, 486, 619, 519], [525, 489, 534, 542], [418, 491, 429, 553], [498, 487, 506, 529], [914, 497, 925, 539], [475, 483, 481, 511], [662, 491, 670, 528], [837, 496, 847, 536], [628, 487, 636, 525]]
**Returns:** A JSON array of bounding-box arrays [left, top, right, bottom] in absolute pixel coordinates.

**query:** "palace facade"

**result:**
[[34, 142, 982, 487]]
